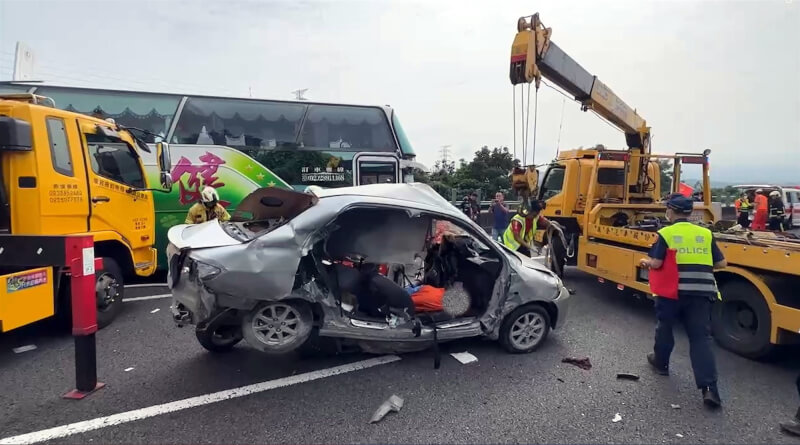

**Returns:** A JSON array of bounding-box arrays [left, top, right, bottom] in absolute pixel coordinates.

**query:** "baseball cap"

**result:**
[[666, 195, 693, 213]]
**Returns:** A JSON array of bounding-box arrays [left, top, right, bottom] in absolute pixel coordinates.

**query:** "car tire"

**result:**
[[95, 258, 123, 329], [711, 280, 775, 360], [499, 304, 551, 354], [242, 300, 313, 355], [196, 324, 243, 353]]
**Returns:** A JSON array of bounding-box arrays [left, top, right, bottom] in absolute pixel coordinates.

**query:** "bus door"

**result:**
[[353, 152, 400, 186]]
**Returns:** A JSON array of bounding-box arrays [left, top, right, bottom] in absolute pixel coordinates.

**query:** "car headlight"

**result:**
[[194, 260, 221, 281]]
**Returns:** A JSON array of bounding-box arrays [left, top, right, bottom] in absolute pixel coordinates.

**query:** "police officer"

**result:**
[[639, 194, 727, 408], [734, 192, 753, 228], [503, 199, 550, 257], [184, 186, 231, 224]]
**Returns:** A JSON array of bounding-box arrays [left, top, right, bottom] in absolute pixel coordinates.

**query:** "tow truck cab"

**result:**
[[0, 93, 172, 331]]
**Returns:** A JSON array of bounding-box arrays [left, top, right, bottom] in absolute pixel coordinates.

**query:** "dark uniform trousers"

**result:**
[[654, 294, 718, 389]]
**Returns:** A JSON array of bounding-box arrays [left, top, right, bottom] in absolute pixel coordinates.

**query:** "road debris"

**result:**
[[562, 357, 592, 370], [557, 377, 565, 383], [616, 373, 640, 381], [450, 352, 478, 364], [12, 344, 37, 354], [124, 367, 134, 372], [150, 308, 160, 314], [671, 404, 681, 409], [676, 433, 684, 438], [612, 413, 622, 423], [370, 394, 404, 424]]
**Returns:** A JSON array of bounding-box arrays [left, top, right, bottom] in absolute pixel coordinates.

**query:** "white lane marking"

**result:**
[[123, 294, 171, 302], [0, 355, 401, 445], [124, 283, 168, 289]]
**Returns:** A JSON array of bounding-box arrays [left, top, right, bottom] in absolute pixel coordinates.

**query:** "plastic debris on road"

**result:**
[[450, 352, 478, 364], [616, 373, 640, 381], [12, 344, 37, 354], [369, 394, 404, 424], [671, 404, 681, 409], [124, 367, 134, 372], [150, 308, 160, 314], [612, 413, 622, 423], [562, 357, 592, 370], [676, 433, 684, 438]]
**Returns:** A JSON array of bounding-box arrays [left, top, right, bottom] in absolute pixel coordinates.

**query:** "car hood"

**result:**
[[167, 221, 241, 250]]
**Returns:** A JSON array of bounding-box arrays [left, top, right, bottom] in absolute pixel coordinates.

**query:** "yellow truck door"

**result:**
[[79, 123, 156, 272]]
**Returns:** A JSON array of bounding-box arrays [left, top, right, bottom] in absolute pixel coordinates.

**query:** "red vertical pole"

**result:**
[[62, 236, 105, 399]]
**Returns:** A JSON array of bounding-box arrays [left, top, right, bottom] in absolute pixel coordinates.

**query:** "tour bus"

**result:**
[[0, 82, 422, 269]]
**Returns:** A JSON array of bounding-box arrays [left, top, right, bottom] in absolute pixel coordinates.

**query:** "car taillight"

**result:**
[[378, 264, 388, 276]]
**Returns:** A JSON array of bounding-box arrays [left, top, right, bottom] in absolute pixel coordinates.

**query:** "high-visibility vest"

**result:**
[[503, 214, 536, 250], [657, 222, 718, 299], [736, 198, 752, 214]]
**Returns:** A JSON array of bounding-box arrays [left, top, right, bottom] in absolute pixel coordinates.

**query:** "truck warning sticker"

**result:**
[[6, 269, 48, 293]]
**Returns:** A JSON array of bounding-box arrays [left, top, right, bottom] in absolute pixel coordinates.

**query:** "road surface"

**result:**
[[1, 270, 798, 444]]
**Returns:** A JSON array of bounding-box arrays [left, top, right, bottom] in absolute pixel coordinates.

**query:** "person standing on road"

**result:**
[[752, 188, 769, 230], [768, 190, 786, 231], [185, 186, 231, 224], [503, 199, 550, 257], [780, 373, 800, 436], [489, 191, 510, 242], [639, 194, 727, 409], [460, 191, 480, 223], [734, 192, 752, 229]]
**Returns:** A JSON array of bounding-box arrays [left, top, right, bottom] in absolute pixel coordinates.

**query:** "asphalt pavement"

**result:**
[[1, 270, 799, 444]]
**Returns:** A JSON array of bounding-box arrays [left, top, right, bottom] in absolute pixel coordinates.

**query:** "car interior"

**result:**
[[312, 207, 503, 327]]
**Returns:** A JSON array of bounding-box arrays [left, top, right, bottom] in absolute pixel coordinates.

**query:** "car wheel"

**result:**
[[95, 258, 123, 329], [196, 324, 243, 353], [711, 281, 775, 360], [242, 301, 313, 355], [499, 304, 551, 354]]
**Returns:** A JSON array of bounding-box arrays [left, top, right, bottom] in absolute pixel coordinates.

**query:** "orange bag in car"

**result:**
[[411, 285, 445, 312]]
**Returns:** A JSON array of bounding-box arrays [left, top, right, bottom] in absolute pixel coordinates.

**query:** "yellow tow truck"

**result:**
[[0, 93, 172, 332], [509, 13, 800, 359]]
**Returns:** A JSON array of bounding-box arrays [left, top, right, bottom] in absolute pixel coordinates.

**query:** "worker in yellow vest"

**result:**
[[502, 199, 550, 257], [734, 192, 752, 228], [185, 186, 231, 224], [639, 195, 727, 409]]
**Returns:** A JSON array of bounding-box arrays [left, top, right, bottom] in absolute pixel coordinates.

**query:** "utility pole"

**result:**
[[439, 144, 451, 165]]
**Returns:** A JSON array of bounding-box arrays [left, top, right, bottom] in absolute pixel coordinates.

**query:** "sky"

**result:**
[[0, 0, 798, 184]]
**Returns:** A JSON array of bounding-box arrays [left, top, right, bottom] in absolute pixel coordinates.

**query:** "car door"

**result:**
[[353, 152, 400, 185], [79, 123, 155, 263], [789, 191, 800, 228]]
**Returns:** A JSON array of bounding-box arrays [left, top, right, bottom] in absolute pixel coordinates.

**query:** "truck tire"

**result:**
[[95, 258, 123, 329], [711, 281, 775, 360]]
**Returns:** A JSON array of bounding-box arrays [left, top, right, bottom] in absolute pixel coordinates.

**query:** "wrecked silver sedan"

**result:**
[[167, 183, 571, 356]]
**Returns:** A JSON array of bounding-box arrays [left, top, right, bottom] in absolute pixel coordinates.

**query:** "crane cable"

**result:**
[[531, 86, 539, 165], [512, 87, 517, 161]]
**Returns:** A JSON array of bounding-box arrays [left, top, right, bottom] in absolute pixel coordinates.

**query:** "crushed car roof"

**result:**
[[312, 183, 465, 218]]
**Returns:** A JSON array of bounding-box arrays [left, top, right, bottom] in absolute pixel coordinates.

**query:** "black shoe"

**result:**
[[781, 419, 800, 437], [702, 386, 722, 409], [646, 352, 669, 376]]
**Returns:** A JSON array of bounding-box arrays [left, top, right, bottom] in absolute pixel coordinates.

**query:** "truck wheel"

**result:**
[[95, 258, 123, 329], [711, 281, 775, 360], [499, 304, 551, 354]]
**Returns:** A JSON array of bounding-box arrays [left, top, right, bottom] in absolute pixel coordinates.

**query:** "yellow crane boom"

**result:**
[[510, 13, 653, 197]]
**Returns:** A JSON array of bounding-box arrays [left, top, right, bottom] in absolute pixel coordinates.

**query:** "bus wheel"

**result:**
[[711, 281, 775, 360], [95, 258, 124, 329]]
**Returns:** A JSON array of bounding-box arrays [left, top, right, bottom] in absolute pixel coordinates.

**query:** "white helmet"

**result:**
[[200, 186, 220, 204], [769, 190, 780, 198]]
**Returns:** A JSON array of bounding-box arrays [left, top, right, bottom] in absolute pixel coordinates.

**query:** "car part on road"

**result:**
[[369, 394, 404, 424], [500, 305, 552, 353], [671, 404, 681, 409], [561, 356, 592, 370], [242, 301, 313, 355], [612, 413, 622, 423], [616, 373, 640, 381], [450, 351, 478, 364], [95, 258, 123, 329]]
